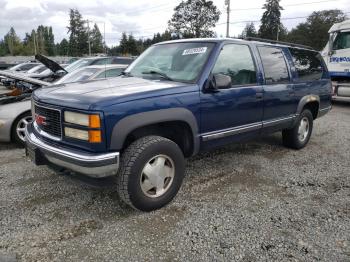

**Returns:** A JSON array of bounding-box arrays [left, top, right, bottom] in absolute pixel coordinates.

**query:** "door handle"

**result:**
[[256, 92, 263, 99]]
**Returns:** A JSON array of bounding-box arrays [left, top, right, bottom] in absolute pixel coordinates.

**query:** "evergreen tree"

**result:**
[[67, 9, 88, 56], [259, 0, 284, 40], [0, 40, 7, 56], [90, 23, 104, 54], [119, 32, 129, 55], [4, 27, 22, 55], [127, 34, 138, 55], [240, 23, 258, 38], [58, 38, 69, 56], [168, 0, 221, 38]]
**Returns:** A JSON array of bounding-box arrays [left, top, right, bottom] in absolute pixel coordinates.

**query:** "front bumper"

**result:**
[[25, 124, 120, 178]]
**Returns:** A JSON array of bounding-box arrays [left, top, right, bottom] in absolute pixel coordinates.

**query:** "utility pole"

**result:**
[[33, 32, 37, 55], [276, 24, 280, 41], [225, 0, 230, 37], [87, 19, 91, 56]]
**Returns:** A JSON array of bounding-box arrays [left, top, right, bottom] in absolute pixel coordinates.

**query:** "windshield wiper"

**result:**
[[142, 70, 173, 81]]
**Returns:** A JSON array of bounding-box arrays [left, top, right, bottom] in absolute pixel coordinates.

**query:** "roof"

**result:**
[[328, 19, 350, 33], [156, 37, 316, 51], [82, 64, 128, 70]]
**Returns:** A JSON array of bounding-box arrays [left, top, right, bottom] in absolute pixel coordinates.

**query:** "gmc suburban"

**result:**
[[25, 38, 332, 211]]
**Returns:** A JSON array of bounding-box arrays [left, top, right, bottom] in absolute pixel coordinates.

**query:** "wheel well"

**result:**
[[11, 110, 32, 140], [303, 101, 319, 119], [123, 121, 194, 157]]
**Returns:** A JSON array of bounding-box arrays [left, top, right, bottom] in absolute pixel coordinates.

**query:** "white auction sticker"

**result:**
[[182, 47, 207, 56]]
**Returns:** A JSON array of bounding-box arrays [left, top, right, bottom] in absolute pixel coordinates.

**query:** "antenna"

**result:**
[[104, 22, 106, 79]]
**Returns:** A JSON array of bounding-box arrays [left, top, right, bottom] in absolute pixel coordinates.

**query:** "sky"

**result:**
[[0, 0, 349, 47]]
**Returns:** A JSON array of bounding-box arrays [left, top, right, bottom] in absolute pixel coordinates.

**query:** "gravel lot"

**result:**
[[0, 103, 349, 262]]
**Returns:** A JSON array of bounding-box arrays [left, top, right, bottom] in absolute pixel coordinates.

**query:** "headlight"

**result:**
[[64, 127, 89, 141], [64, 111, 101, 128], [64, 127, 102, 143]]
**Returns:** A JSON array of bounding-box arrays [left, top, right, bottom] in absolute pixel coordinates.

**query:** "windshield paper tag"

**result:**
[[182, 47, 207, 56]]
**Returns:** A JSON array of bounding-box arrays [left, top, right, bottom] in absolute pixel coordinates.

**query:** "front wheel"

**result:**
[[12, 112, 32, 147], [116, 136, 185, 212], [282, 109, 313, 149]]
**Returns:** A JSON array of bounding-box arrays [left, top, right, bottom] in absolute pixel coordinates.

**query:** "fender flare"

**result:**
[[296, 95, 320, 114], [293, 94, 320, 124], [109, 108, 200, 155]]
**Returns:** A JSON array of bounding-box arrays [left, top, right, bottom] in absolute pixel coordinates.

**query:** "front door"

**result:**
[[200, 43, 264, 148]]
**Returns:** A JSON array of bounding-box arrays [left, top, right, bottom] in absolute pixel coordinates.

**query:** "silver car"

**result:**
[[0, 64, 127, 145]]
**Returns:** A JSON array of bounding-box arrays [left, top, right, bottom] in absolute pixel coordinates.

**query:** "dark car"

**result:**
[[25, 38, 332, 211]]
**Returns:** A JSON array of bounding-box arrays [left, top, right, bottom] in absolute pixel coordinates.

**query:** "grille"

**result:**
[[34, 104, 62, 138]]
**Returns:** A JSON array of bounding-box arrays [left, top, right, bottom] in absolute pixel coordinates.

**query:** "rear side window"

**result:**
[[258, 46, 290, 84], [289, 48, 324, 81], [212, 44, 257, 87]]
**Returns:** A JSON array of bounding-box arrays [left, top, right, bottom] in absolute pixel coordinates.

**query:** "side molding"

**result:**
[[109, 108, 200, 155]]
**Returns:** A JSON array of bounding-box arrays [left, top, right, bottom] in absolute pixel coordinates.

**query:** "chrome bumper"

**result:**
[[25, 124, 120, 178]]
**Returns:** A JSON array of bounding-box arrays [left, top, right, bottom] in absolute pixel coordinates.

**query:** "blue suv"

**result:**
[[25, 38, 332, 211]]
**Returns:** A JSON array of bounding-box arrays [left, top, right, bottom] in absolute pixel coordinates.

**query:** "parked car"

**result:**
[[55, 64, 127, 85], [25, 38, 332, 211], [0, 64, 127, 145], [1, 62, 40, 87]]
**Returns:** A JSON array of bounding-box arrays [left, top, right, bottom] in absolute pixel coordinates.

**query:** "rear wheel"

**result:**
[[282, 109, 313, 149], [116, 136, 185, 212], [12, 112, 32, 147]]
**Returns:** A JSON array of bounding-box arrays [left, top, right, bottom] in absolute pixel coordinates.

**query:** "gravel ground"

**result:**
[[0, 103, 349, 262]]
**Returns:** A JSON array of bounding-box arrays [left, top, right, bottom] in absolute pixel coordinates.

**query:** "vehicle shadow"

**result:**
[[0, 142, 21, 151], [56, 133, 284, 215]]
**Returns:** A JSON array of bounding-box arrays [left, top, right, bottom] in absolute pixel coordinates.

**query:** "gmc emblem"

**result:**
[[35, 114, 47, 126]]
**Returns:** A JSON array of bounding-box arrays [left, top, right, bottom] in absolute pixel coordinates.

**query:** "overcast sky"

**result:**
[[0, 0, 348, 46]]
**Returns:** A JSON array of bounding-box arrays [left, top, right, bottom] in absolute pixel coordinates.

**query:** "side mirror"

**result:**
[[54, 70, 67, 78], [207, 73, 231, 91]]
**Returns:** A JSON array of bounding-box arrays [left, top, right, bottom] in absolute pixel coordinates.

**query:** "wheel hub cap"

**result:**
[[140, 154, 175, 198], [16, 116, 32, 142], [298, 117, 309, 142]]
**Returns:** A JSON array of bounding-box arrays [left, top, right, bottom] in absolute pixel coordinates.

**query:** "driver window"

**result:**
[[212, 44, 257, 87]]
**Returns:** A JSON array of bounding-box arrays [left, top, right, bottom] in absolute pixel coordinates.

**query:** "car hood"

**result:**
[[35, 54, 67, 73], [33, 76, 197, 110]]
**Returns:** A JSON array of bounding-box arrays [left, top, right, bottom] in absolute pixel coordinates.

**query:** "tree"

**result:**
[[259, 0, 284, 40], [4, 27, 22, 55], [90, 23, 104, 54], [239, 23, 258, 38], [57, 38, 69, 56], [67, 9, 88, 56], [119, 32, 129, 55], [287, 10, 347, 50], [0, 40, 7, 56], [168, 0, 221, 38]]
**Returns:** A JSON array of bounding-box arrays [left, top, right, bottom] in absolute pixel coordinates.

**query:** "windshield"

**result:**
[[126, 42, 215, 82], [333, 31, 350, 50], [27, 65, 47, 74], [55, 68, 99, 84], [64, 59, 90, 73]]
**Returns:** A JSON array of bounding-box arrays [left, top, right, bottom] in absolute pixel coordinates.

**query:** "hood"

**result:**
[[35, 54, 67, 73], [33, 76, 197, 110]]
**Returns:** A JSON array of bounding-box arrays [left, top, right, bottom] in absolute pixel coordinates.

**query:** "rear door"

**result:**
[[257, 46, 296, 130]]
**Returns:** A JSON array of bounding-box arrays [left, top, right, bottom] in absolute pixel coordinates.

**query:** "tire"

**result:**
[[282, 109, 313, 150], [116, 136, 185, 212], [11, 111, 32, 147]]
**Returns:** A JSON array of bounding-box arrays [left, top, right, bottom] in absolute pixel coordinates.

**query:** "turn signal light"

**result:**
[[89, 115, 101, 128], [89, 130, 102, 143]]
